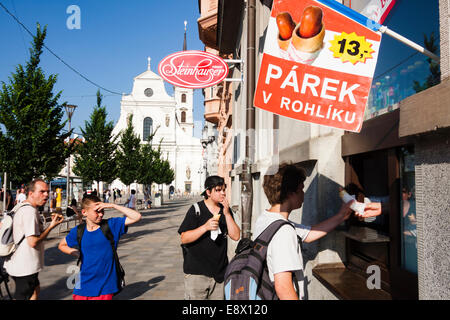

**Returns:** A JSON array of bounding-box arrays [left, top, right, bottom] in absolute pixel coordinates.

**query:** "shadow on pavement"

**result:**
[[45, 246, 78, 267], [40, 276, 73, 300], [119, 226, 178, 245], [113, 275, 165, 300]]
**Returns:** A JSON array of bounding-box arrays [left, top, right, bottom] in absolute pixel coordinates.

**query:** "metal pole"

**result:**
[[379, 26, 440, 63], [241, 0, 256, 240], [66, 118, 71, 209]]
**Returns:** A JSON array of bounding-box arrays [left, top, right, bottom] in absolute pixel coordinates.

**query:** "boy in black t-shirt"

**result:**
[[178, 176, 240, 300]]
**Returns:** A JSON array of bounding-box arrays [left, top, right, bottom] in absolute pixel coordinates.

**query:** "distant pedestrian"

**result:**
[[15, 187, 26, 205], [124, 190, 136, 210], [113, 189, 117, 203], [117, 189, 122, 203], [178, 175, 240, 300], [3, 179, 64, 300], [1, 188, 14, 212], [58, 194, 141, 300]]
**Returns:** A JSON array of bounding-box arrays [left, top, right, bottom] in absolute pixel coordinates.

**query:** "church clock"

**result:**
[[144, 88, 153, 97]]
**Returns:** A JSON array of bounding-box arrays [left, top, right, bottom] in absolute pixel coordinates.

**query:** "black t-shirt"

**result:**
[[178, 200, 234, 283]]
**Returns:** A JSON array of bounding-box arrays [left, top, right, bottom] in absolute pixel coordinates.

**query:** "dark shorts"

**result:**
[[12, 273, 40, 300]]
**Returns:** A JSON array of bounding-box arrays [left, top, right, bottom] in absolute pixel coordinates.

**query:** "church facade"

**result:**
[[110, 58, 203, 196]]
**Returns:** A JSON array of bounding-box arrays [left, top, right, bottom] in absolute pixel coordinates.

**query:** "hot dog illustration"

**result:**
[[292, 6, 325, 53], [277, 6, 325, 65], [276, 12, 296, 51]]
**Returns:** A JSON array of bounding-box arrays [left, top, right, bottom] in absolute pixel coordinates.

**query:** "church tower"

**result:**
[[175, 20, 194, 137]]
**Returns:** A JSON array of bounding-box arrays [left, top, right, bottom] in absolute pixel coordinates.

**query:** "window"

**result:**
[[181, 93, 186, 103], [143, 117, 153, 141], [400, 146, 417, 274], [181, 111, 186, 123]]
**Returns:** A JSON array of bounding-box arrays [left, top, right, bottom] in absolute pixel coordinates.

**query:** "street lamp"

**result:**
[[64, 104, 77, 208]]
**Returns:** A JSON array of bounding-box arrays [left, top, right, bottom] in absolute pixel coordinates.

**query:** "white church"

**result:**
[[110, 56, 203, 196]]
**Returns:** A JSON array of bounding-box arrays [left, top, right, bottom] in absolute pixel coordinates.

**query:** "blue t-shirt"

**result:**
[[66, 217, 128, 297]]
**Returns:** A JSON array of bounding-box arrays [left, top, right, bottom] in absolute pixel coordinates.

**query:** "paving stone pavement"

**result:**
[[2, 197, 201, 300]]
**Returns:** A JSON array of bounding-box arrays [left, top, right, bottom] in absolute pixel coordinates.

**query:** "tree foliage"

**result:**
[[73, 90, 117, 189], [0, 24, 71, 185], [154, 153, 175, 186], [116, 114, 141, 187], [413, 32, 441, 93], [136, 126, 161, 187]]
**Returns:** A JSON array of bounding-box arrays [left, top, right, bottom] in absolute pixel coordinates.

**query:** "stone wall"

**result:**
[[415, 130, 450, 299]]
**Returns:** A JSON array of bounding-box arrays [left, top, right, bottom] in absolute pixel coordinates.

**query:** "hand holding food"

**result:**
[[339, 189, 365, 216], [50, 212, 64, 226], [205, 217, 219, 231]]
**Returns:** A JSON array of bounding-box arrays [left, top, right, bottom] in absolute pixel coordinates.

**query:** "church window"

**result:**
[[143, 117, 153, 141], [181, 111, 186, 123], [181, 93, 186, 103]]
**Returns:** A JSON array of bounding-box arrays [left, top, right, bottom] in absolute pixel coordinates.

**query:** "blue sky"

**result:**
[[0, 0, 206, 138]]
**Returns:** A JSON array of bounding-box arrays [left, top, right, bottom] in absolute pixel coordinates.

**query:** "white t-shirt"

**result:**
[[4, 203, 45, 277], [253, 210, 311, 299], [16, 193, 26, 203]]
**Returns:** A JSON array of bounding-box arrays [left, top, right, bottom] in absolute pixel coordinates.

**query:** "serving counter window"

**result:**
[[342, 145, 418, 299]]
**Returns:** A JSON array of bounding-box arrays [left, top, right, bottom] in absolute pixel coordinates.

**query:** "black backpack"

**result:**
[[224, 219, 301, 300], [76, 219, 125, 294]]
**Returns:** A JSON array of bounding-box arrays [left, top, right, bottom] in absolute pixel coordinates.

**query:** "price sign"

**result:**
[[329, 32, 375, 64], [254, 0, 382, 132]]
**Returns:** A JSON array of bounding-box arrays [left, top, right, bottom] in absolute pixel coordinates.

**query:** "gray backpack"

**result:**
[[224, 219, 300, 300], [0, 203, 32, 258]]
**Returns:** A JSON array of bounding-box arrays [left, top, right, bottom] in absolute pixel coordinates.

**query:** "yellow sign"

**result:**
[[329, 32, 375, 65]]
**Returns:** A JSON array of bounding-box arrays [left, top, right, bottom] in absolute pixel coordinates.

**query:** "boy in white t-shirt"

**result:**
[[255, 163, 382, 300]]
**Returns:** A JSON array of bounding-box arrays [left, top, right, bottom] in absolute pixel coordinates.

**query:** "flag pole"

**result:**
[[378, 26, 440, 63]]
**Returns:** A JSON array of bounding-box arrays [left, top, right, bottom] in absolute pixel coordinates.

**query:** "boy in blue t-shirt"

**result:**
[[58, 194, 141, 300]]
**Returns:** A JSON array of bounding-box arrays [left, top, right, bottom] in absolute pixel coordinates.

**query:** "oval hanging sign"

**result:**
[[158, 50, 229, 89]]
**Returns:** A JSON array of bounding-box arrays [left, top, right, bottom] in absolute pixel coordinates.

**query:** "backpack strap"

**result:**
[[99, 220, 116, 251], [254, 219, 295, 247], [99, 220, 125, 290], [12, 202, 35, 247], [193, 202, 200, 216], [254, 219, 301, 299], [76, 223, 86, 266]]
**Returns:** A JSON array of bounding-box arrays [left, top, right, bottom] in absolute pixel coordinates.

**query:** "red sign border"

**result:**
[[158, 50, 229, 89]]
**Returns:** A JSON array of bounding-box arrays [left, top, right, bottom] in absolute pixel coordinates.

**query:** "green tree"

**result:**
[[73, 90, 118, 191], [413, 32, 441, 93], [136, 126, 162, 189], [116, 114, 141, 188], [0, 24, 70, 185], [153, 153, 175, 203]]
